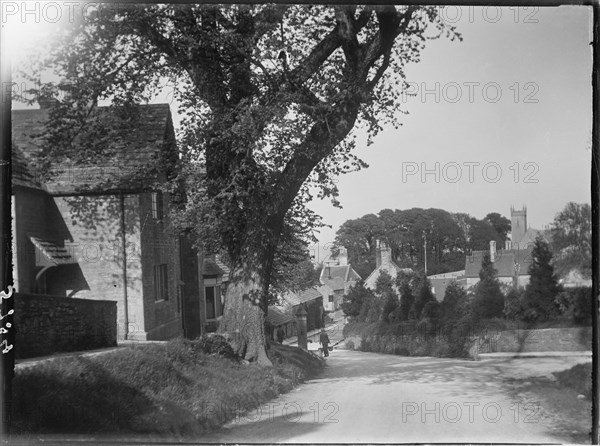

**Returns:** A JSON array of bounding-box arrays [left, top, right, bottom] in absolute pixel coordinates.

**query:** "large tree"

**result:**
[[23, 4, 458, 363], [549, 202, 591, 279]]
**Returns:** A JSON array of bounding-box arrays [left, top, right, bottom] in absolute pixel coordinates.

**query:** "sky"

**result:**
[[4, 4, 593, 263], [306, 5, 593, 261]]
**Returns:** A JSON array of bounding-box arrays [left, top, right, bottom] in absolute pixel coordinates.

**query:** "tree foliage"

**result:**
[[22, 4, 459, 362], [549, 202, 591, 279], [335, 207, 510, 278], [341, 281, 374, 320], [522, 236, 562, 322], [470, 253, 504, 320]]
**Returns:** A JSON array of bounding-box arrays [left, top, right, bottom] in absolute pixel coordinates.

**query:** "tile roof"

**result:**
[[464, 248, 534, 278], [319, 264, 361, 290], [203, 258, 226, 277], [215, 256, 231, 282], [365, 261, 412, 288], [266, 306, 294, 326], [282, 287, 323, 306], [12, 104, 175, 195]]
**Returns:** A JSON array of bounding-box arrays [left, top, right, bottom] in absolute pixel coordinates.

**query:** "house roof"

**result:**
[[266, 305, 294, 326], [464, 248, 534, 278], [319, 264, 361, 291], [11, 104, 176, 195], [428, 270, 465, 280], [316, 284, 334, 296], [282, 287, 323, 306], [365, 261, 412, 287], [203, 258, 226, 277], [215, 256, 231, 282]]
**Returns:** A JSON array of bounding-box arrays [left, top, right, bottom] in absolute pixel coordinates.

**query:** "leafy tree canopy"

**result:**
[[21, 4, 459, 362], [549, 202, 591, 279]]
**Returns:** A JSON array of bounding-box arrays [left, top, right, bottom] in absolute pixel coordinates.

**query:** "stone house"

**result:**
[[465, 206, 543, 290], [364, 240, 412, 292], [11, 103, 207, 341], [319, 247, 361, 310], [464, 241, 534, 289]]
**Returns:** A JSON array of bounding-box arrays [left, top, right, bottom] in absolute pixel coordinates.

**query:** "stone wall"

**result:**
[[492, 326, 592, 353], [14, 293, 117, 359]]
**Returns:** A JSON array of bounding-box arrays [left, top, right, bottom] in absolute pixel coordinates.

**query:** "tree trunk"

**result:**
[[218, 264, 272, 365]]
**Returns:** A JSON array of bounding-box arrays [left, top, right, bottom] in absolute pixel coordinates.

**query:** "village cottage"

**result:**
[[11, 103, 211, 355], [319, 247, 361, 310]]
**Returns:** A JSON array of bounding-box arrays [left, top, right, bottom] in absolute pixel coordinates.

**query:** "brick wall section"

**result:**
[[14, 293, 117, 359]]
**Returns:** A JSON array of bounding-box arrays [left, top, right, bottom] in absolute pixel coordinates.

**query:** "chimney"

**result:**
[[490, 240, 496, 263], [376, 240, 392, 268], [338, 247, 348, 266]]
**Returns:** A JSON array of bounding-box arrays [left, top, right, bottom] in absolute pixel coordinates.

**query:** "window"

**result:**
[[328, 295, 334, 303], [205, 285, 222, 320], [151, 192, 163, 220], [154, 264, 168, 301]]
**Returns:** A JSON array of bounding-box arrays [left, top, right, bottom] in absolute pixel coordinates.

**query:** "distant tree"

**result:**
[[421, 300, 440, 319], [470, 253, 504, 320], [375, 271, 399, 322], [440, 281, 467, 324], [484, 212, 511, 242], [341, 281, 374, 320], [273, 256, 319, 294], [522, 236, 562, 322], [375, 270, 395, 296], [468, 218, 504, 251], [414, 277, 435, 319], [503, 287, 524, 321], [407, 303, 418, 320], [396, 271, 416, 321], [549, 202, 591, 279], [334, 214, 385, 279]]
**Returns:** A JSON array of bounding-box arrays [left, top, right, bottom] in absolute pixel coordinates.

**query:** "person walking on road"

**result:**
[[319, 328, 330, 357], [276, 326, 285, 344]]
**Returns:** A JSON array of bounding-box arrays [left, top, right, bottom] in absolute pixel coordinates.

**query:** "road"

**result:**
[[199, 349, 589, 443]]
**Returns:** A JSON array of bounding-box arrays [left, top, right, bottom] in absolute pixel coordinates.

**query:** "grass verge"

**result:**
[[11, 337, 323, 437], [503, 362, 592, 444]]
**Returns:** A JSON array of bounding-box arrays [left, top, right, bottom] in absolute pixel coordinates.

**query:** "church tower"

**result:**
[[510, 205, 527, 247]]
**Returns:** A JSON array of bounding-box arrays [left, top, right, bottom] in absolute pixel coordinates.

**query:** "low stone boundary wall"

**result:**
[[14, 293, 117, 359], [488, 326, 592, 353], [345, 326, 592, 358]]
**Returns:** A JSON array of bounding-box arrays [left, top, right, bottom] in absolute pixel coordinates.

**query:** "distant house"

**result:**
[[465, 241, 534, 289], [11, 103, 205, 341], [559, 269, 592, 288], [281, 287, 324, 332], [364, 240, 412, 291], [427, 270, 466, 301], [317, 283, 336, 312], [319, 247, 361, 310], [465, 206, 543, 290]]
